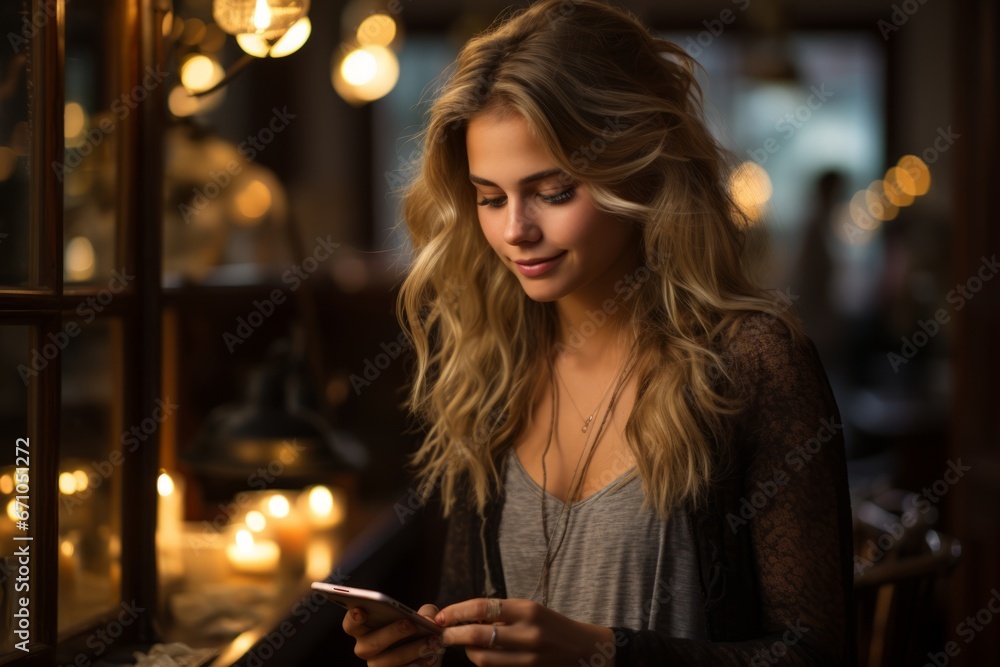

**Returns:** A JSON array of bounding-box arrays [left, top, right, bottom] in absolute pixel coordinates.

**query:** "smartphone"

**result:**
[[312, 582, 443, 640]]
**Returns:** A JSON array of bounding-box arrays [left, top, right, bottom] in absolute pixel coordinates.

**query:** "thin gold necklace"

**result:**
[[533, 343, 638, 608], [552, 355, 622, 433]]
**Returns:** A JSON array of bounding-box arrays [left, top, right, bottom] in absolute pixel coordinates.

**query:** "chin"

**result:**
[[515, 280, 570, 303]]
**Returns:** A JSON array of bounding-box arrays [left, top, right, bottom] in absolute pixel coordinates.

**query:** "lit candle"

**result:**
[[226, 528, 280, 575], [305, 538, 336, 580], [156, 471, 184, 542], [263, 492, 309, 571], [58, 539, 79, 598], [298, 485, 346, 530], [273, 512, 309, 572]]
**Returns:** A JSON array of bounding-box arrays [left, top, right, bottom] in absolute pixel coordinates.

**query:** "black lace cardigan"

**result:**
[[434, 313, 857, 665]]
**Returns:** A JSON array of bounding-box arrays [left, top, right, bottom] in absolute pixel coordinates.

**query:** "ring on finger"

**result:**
[[487, 624, 498, 649], [485, 597, 502, 623]]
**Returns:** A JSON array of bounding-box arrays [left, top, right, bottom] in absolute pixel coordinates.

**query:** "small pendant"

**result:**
[[582, 415, 593, 433]]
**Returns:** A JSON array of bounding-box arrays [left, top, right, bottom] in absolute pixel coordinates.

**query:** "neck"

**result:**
[[553, 316, 635, 372], [551, 230, 644, 368]]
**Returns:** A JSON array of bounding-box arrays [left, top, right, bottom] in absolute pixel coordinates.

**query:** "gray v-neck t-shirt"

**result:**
[[497, 448, 708, 638]]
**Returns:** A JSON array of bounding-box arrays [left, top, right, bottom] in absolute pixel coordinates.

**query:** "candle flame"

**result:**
[[236, 529, 254, 551], [157, 472, 175, 497], [267, 494, 290, 518], [308, 486, 334, 517]]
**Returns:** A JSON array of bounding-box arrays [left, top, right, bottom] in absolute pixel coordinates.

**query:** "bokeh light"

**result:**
[[66, 236, 96, 282], [357, 13, 396, 47], [180, 54, 225, 93]]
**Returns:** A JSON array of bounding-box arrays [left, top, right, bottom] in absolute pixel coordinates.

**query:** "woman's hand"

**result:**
[[342, 603, 446, 667], [434, 597, 617, 666]]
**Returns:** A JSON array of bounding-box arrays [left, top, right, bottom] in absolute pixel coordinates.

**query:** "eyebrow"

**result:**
[[468, 168, 566, 187]]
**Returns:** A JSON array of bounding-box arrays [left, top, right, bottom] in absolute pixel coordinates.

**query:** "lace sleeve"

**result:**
[[610, 313, 855, 665], [435, 486, 480, 610], [435, 487, 484, 667]]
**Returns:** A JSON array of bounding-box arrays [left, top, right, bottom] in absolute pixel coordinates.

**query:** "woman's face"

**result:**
[[466, 111, 639, 305]]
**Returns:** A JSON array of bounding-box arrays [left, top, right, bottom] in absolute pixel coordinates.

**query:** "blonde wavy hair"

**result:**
[[394, 0, 805, 519]]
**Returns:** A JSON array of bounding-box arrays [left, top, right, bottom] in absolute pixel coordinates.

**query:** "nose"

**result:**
[[502, 196, 541, 246]]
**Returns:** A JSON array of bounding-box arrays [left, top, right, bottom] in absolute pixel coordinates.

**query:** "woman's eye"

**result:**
[[541, 187, 575, 204], [477, 195, 506, 208], [476, 186, 575, 208]]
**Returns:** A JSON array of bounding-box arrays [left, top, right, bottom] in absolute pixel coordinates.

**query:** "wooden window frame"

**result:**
[[0, 0, 167, 663]]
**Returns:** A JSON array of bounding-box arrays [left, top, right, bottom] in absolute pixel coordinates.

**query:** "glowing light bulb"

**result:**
[[253, 0, 271, 32], [342, 49, 376, 86], [269, 16, 311, 57]]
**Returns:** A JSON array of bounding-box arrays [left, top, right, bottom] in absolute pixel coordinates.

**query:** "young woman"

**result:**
[[343, 0, 854, 665]]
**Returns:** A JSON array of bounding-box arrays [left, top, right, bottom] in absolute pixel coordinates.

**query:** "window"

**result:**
[[0, 0, 166, 662]]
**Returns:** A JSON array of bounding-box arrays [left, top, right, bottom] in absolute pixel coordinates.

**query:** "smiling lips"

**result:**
[[512, 251, 566, 276]]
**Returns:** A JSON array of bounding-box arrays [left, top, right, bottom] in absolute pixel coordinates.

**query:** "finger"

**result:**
[[436, 598, 511, 627], [369, 633, 444, 667], [342, 607, 371, 637], [416, 603, 440, 621], [416, 603, 442, 632], [354, 618, 429, 661], [465, 647, 535, 666], [442, 621, 543, 653]]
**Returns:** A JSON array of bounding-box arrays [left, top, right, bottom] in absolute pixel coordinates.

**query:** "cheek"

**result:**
[[478, 213, 503, 251]]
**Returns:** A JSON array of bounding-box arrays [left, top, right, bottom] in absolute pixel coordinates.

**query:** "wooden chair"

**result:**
[[853, 497, 962, 667]]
